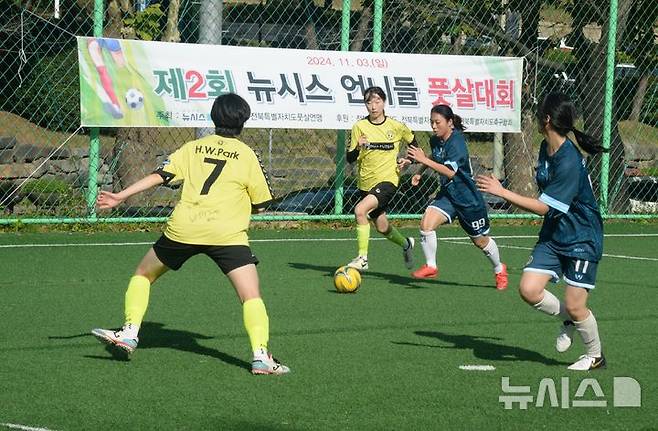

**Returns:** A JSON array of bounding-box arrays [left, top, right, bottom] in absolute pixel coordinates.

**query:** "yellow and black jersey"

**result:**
[[156, 134, 273, 246], [348, 117, 415, 191]]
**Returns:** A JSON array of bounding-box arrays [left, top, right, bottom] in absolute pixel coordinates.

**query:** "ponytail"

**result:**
[[452, 114, 465, 131], [538, 92, 607, 155], [572, 128, 607, 155]]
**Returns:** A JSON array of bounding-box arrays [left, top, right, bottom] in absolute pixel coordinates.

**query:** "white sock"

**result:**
[[253, 347, 268, 360], [122, 323, 139, 338], [574, 312, 602, 357], [482, 238, 503, 273], [420, 230, 437, 268], [533, 290, 570, 321]]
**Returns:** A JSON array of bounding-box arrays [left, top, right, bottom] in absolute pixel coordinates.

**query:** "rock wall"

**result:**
[[0, 136, 177, 215]]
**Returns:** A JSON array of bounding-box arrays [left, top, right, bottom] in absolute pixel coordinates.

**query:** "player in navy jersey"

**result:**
[[477, 92, 607, 370], [407, 105, 508, 290]]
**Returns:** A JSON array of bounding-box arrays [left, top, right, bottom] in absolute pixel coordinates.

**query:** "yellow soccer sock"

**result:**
[[243, 298, 269, 353], [357, 223, 370, 256], [124, 275, 151, 327], [385, 226, 408, 248]]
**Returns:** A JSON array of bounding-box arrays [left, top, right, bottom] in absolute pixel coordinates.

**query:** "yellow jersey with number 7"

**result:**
[[156, 134, 273, 246]]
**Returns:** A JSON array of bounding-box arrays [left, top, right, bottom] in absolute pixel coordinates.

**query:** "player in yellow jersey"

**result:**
[[345, 86, 416, 271], [91, 93, 289, 375]]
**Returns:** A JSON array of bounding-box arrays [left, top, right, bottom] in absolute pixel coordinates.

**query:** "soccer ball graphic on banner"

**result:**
[[333, 266, 361, 293], [125, 88, 144, 110]]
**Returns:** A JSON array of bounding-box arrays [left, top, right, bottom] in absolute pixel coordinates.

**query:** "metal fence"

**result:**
[[0, 0, 656, 224]]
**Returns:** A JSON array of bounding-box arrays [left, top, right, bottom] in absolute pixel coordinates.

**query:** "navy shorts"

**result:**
[[523, 242, 599, 289], [360, 181, 398, 219], [153, 235, 259, 274], [428, 194, 490, 237]]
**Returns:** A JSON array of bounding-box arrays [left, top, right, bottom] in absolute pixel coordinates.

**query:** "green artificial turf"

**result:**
[[1, 223, 656, 430]]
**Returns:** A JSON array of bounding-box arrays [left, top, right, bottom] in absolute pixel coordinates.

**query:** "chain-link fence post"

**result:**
[[600, 0, 619, 216], [196, 0, 223, 140], [334, 0, 351, 215], [87, 0, 104, 220], [373, 0, 383, 52]]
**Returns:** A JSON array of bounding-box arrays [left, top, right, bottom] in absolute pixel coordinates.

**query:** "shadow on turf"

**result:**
[[289, 262, 492, 290], [71, 323, 250, 370], [393, 330, 569, 366]]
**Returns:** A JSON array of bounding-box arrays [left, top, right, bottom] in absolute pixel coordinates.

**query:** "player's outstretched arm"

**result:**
[[475, 174, 549, 216], [97, 173, 165, 209], [406, 146, 455, 179]]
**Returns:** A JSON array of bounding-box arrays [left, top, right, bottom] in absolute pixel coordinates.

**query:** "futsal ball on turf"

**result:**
[[334, 266, 361, 293], [125, 88, 144, 110]]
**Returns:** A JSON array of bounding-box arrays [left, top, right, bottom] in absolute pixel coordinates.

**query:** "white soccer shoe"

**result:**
[[556, 321, 575, 353], [92, 326, 139, 358], [251, 354, 290, 375], [403, 237, 415, 269], [347, 255, 369, 271], [567, 354, 606, 371]]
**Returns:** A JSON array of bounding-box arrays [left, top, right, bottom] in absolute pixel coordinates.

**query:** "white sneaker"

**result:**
[[347, 255, 369, 271], [567, 353, 606, 371], [556, 321, 575, 353], [251, 354, 290, 375], [92, 325, 139, 358], [403, 237, 415, 269]]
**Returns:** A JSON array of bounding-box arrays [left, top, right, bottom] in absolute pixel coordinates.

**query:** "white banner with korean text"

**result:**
[[78, 37, 523, 132]]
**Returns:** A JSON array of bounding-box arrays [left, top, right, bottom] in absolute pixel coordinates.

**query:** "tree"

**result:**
[[503, 0, 542, 198], [303, 0, 321, 49], [568, 0, 636, 212], [621, 0, 658, 121], [350, 0, 372, 51], [163, 0, 182, 42], [103, 1, 183, 206]]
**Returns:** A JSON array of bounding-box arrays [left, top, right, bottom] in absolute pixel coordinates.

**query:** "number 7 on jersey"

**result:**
[[201, 157, 227, 195]]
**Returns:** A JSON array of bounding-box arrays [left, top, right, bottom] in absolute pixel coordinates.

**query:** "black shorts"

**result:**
[[359, 181, 398, 219], [152, 235, 259, 274]]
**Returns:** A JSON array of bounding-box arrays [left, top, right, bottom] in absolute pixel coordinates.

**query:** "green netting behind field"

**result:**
[[1, 0, 656, 223]]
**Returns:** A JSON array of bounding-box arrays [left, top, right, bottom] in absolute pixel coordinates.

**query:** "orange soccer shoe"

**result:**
[[495, 264, 509, 291], [411, 264, 438, 279]]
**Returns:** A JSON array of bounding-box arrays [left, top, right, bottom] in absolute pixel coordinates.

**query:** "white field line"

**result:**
[[1, 423, 57, 431], [459, 365, 496, 371], [0, 232, 657, 249], [442, 240, 658, 262], [0, 234, 656, 262], [0, 241, 154, 248]]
